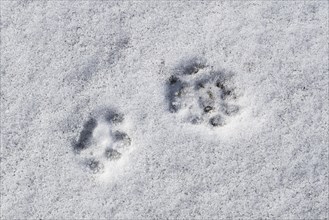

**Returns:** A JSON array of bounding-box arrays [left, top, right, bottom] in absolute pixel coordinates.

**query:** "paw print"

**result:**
[[166, 57, 241, 127], [72, 109, 131, 174]]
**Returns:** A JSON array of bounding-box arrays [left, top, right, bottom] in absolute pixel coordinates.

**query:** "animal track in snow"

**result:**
[[72, 109, 131, 174], [166, 57, 241, 127]]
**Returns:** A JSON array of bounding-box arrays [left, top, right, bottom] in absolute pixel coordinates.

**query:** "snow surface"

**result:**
[[1, 1, 328, 219]]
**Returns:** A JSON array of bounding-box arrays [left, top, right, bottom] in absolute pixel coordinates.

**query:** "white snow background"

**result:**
[[1, 1, 328, 219]]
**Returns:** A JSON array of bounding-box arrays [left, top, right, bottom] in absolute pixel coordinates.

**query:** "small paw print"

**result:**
[[72, 108, 131, 174]]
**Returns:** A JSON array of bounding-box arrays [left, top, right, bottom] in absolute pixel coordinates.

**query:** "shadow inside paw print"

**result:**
[[85, 158, 104, 174], [167, 76, 186, 113], [73, 118, 97, 152], [166, 58, 241, 128], [72, 108, 131, 174], [104, 110, 124, 124], [179, 58, 207, 76], [209, 114, 225, 127], [173, 57, 207, 75], [105, 148, 121, 160], [113, 131, 131, 146]]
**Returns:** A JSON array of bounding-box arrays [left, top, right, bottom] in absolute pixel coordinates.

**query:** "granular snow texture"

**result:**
[[1, 1, 328, 219]]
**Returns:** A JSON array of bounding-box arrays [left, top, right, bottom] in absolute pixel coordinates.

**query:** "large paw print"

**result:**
[[72, 109, 131, 174], [166, 57, 241, 127]]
